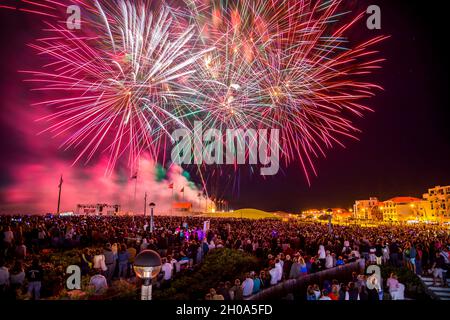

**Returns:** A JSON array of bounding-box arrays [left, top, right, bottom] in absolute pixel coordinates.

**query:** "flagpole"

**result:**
[[134, 175, 137, 213], [130, 172, 137, 223], [57, 174, 63, 214], [144, 192, 147, 217]]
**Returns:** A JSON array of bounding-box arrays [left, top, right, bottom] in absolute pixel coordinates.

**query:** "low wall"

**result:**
[[246, 260, 362, 300]]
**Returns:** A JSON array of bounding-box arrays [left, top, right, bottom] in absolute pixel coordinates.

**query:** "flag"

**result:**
[[168, 183, 174, 189]]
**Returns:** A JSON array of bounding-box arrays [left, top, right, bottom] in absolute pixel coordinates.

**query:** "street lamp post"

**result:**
[[149, 202, 155, 233], [133, 250, 162, 300], [326, 208, 333, 233]]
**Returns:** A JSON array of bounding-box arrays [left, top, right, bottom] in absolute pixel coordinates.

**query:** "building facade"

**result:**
[[354, 197, 379, 220], [76, 203, 120, 215], [302, 184, 449, 224], [424, 185, 450, 222], [380, 197, 421, 222]]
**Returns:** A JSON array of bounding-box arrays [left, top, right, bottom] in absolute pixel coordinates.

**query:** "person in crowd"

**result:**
[[348, 282, 359, 300], [260, 270, 270, 288], [407, 242, 417, 274], [0, 214, 449, 300], [289, 257, 301, 279], [390, 283, 405, 300], [127, 243, 137, 277], [415, 244, 423, 275], [80, 248, 93, 276], [161, 257, 173, 285], [325, 250, 334, 269], [382, 242, 390, 264], [229, 279, 243, 300], [103, 243, 116, 283], [242, 272, 254, 298], [390, 240, 400, 267], [318, 245, 326, 268], [439, 247, 450, 286], [329, 285, 339, 300], [217, 282, 231, 300], [319, 289, 332, 300], [338, 283, 348, 300], [386, 273, 399, 296], [252, 271, 263, 294], [118, 243, 129, 279], [269, 264, 278, 286], [3, 226, 14, 248], [9, 261, 25, 297], [14, 240, 27, 261], [432, 251, 446, 287], [283, 255, 293, 279], [275, 258, 283, 282], [26, 258, 43, 300], [369, 245, 377, 264], [89, 272, 108, 295], [312, 284, 321, 300], [306, 285, 316, 301], [375, 240, 383, 265], [299, 256, 308, 275], [93, 248, 107, 275], [205, 288, 224, 300], [0, 259, 9, 298]]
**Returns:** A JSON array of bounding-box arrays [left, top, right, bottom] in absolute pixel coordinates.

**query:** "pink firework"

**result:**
[[3, 0, 387, 184]]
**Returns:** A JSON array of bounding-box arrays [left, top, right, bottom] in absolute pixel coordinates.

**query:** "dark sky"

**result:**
[[217, 0, 450, 211], [0, 0, 449, 213]]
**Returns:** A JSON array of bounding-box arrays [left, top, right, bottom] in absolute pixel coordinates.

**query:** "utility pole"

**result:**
[[57, 174, 63, 214], [144, 192, 147, 217]]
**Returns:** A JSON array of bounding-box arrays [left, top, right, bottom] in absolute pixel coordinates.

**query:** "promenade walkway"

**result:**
[[419, 275, 450, 300]]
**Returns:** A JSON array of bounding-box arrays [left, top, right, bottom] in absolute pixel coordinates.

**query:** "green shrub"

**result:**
[[154, 248, 258, 300]]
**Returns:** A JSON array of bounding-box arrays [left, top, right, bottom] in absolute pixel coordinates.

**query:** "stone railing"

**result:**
[[246, 260, 362, 300]]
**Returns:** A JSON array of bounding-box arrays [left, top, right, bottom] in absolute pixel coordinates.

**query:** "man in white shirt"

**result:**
[[269, 266, 278, 285], [161, 258, 173, 281], [325, 251, 334, 269], [274, 259, 283, 282], [242, 273, 254, 297]]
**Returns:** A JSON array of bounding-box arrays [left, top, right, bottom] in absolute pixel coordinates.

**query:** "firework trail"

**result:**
[[3, 0, 387, 185], [186, 0, 388, 183], [18, 0, 213, 175]]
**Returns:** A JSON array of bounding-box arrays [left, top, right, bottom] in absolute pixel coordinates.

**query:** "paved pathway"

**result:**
[[419, 275, 450, 300]]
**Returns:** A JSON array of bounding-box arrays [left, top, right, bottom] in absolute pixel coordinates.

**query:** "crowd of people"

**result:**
[[0, 214, 449, 300], [300, 271, 407, 301]]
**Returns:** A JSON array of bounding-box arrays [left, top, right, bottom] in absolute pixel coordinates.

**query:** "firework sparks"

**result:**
[[4, 0, 387, 184], [186, 0, 388, 183], [22, 0, 213, 175]]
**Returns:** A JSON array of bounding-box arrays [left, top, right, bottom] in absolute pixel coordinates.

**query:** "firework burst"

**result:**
[[23, 0, 213, 175], [4, 0, 387, 184], [185, 0, 388, 183]]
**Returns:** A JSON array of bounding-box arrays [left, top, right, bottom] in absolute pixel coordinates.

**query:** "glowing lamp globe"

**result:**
[[133, 250, 162, 280]]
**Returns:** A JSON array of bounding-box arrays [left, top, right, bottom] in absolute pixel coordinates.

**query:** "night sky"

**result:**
[[0, 0, 449, 213]]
